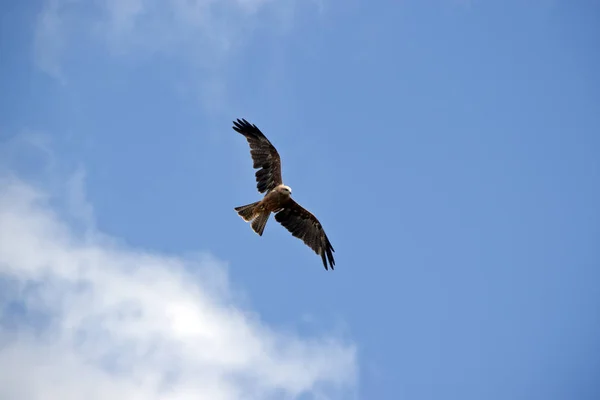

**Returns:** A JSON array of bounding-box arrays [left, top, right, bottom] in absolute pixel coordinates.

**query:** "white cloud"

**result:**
[[33, 0, 303, 75], [0, 174, 357, 400], [31, 0, 314, 111], [33, 0, 67, 81]]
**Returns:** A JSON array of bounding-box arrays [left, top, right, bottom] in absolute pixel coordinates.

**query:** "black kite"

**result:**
[[232, 118, 335, 270]]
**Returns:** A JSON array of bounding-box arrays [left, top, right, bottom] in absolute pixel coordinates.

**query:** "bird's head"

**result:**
[[281, 185, 292, 196]]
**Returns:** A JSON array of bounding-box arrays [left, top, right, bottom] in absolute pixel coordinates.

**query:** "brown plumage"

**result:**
[[232, 118, 336, 270], [232, 118, 282, 194]]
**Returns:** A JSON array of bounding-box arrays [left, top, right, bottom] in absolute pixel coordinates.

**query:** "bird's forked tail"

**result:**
[[234, 201, 270, 236]]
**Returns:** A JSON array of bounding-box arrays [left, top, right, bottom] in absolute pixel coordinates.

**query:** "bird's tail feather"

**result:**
[[235, 201, 270, 236], [234, 201, 261, 222], [250, 212, 270, 236]]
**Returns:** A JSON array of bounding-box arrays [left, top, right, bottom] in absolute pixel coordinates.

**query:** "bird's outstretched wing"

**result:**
[[275, 199, 335, 270], [232, 118, 283, 194]]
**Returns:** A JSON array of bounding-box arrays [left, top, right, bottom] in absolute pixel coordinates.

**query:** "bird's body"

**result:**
[[260, 184, 293, 212], [232, 118, 335, 270], [234, 184, 292, 236]]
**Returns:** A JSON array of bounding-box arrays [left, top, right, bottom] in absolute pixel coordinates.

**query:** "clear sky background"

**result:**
[[1, 1, 599, 399]]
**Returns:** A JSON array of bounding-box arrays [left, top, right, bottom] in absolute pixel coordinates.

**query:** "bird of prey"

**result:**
[[232, 118, 335, 270]]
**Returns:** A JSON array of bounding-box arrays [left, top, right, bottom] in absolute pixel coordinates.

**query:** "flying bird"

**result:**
[[232, 118, 335, 270]]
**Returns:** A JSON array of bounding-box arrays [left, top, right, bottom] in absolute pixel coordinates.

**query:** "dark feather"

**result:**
[[275, 199, 335, 270], [232, 118, 283, 194]]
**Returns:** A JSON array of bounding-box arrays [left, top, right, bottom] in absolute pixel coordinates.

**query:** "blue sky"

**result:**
[[1, 0, 599, 399]]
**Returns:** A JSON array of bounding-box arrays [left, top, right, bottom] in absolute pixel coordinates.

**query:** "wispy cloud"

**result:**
[[33, 0, 68, 82], [0, 173, 357, 399], [31, 0, 312, 113], [33, 0, 305, 84]]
